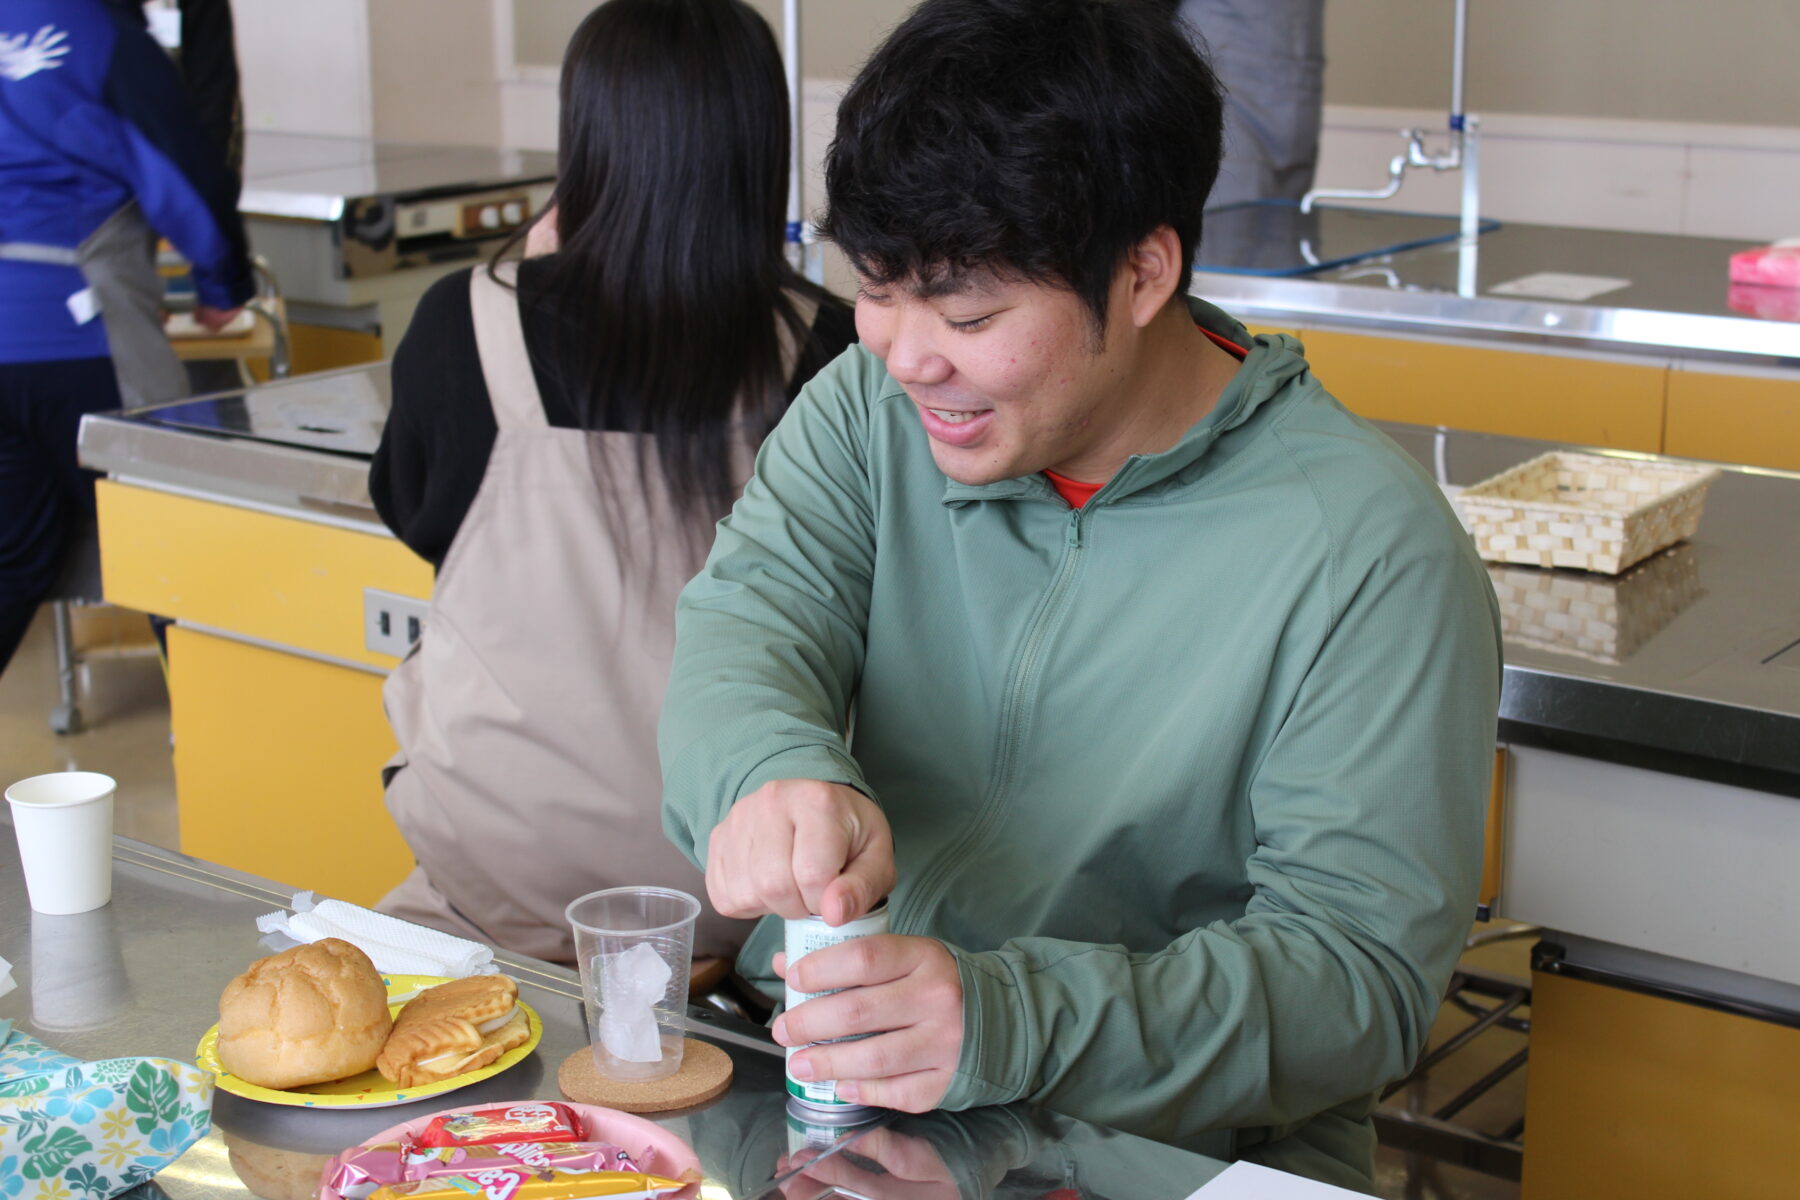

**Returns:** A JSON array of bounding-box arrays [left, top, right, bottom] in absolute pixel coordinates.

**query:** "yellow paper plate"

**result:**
[[195, 974, 541, 1109]]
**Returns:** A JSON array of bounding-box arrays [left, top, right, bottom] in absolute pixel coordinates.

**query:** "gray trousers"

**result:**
[[1177, 0, 1326, 207]]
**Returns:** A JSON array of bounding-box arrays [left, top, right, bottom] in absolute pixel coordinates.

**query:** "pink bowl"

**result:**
[[316, 1100, 702, 1200]]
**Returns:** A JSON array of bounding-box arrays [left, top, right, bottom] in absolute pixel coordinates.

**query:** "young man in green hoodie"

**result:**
[[658, 0, 1502, 1184]]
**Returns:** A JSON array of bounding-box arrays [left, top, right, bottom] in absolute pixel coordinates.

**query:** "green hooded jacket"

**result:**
[[660, 298, 1503, 1183]]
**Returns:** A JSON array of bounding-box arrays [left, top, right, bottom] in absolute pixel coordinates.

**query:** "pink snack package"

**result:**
[[1729, 240, 1800, 289], [327, 1140, 651, 1199], [417, 1103, 583, 1148]]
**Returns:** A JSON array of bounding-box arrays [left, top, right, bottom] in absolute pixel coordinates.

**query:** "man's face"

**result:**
[[854, 269, 1138, 486]]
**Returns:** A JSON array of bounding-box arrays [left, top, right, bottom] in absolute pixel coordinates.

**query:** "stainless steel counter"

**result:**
[[79, 366, 390, 525], [241, 134, 557, 227], [78, 364, 1800, 795], [237, 133, 557, 335], [0, 823, 1245, 1199], [1194, 219, 1800, 365]]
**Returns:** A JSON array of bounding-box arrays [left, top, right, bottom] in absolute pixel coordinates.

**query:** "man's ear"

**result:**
[[1124, 226, 1185, 329]]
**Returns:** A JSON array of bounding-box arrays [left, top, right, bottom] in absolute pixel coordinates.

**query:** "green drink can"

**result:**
[[783, 900, 889, 1116]]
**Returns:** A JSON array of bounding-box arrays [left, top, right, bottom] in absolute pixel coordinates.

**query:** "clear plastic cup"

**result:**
[[5, 772, 116, 915], [566, 886, 698, 1082]]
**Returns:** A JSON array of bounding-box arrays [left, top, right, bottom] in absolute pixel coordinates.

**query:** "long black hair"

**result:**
[[499, 0, 822, 526]]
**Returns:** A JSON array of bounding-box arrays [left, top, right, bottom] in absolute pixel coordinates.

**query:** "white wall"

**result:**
[[369, 0, 501, 146], [243, 1, 1798, 244], [1325, 0, 1800, 130], [1315, 108, 1800, 243], [235, 0, 372, 139], [236, 0, 498, 146]]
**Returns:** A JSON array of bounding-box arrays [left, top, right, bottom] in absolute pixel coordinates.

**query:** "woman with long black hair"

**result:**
[[367, 0, 854, 964]]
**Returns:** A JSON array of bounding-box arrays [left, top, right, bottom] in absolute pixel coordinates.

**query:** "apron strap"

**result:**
[[779, 289, 822, 381], [0, 243, 80, 266], [469, 261, 550, 431]]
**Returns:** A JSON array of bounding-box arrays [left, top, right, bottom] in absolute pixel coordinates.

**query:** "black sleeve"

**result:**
[[786, 295, 859, 400], [370, 270, 498, 568], [176, 0, 243, 189], [96, 5, 253, 308]]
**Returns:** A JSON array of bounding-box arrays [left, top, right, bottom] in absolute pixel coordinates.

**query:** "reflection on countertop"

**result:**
[[1488, 544, 1704, 666]]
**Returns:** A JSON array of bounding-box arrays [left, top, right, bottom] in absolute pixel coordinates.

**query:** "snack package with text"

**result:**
[[416, 1103, 582, 1148], [368, 1169, 688, 1200], [328, 1140, 651, 1198]]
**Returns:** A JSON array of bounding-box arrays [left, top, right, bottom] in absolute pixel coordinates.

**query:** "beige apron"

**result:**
[[379, 262, 799, 964]]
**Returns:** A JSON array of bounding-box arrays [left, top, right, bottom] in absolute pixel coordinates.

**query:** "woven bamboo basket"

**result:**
[[1454, 452, 1719, 575]]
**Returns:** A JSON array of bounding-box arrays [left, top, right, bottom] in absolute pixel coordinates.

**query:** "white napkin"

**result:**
[[1184, 1160, 1366, 1198], [255, 891, 496, 978], [0, 955, 14, 1001]]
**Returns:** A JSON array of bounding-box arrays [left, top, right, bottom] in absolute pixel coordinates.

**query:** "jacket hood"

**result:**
[[940, 294, 1312, 507]]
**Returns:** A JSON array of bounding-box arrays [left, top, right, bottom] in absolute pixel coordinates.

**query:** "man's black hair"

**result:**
[[819, 0, 1225, 331]]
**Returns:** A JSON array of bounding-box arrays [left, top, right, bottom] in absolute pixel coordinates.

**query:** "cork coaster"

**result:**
[[557, 1039, 733, 1113]]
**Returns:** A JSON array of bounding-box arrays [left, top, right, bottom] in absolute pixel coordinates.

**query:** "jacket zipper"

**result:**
[[897, 504, 1090, 936]]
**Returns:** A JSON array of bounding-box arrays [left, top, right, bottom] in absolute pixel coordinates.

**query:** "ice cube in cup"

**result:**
[[5, 772, 116, 915], [566, 887, 697, 1082], [599, 942, 673, 1062]]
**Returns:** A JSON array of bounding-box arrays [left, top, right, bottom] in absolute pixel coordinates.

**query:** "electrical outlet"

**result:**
[[365, 588, 430, 658]]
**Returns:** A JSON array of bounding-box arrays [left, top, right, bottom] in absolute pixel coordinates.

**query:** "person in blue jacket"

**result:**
[[0, 0, 253, 672]]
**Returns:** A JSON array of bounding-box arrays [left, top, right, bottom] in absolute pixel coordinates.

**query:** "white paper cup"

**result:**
[[5, 772, 116, 915]]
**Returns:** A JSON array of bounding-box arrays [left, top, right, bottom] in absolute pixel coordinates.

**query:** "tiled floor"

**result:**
[[1, 604, 1529, 1199]]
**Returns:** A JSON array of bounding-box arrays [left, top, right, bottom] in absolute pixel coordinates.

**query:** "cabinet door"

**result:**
[[1298, 329, 1668, 452], [1523, 970, 1800, 1200], [1664, 364, 1800, 471], [168, 625, 414, 906], [96, 480, 432, 669]]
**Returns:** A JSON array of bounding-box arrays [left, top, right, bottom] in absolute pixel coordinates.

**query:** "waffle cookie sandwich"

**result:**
[[375, 975, 531, 1087]]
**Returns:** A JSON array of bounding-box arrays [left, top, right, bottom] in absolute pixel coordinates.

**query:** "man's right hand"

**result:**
[[706, 779, 894, 925]]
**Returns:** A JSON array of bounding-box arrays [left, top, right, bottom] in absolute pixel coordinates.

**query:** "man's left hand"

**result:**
[[773, 934, 963, 1112]]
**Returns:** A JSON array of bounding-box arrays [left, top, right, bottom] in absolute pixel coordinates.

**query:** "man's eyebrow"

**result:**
[[910, 271, 1002, 301]]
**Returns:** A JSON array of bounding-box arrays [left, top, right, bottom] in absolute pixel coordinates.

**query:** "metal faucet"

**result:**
[[1301, 0, 1483, 250]]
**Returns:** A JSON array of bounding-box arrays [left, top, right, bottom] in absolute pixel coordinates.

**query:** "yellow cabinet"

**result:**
[[95, 479, 432, 903], [1664, 363, 1800, 472], [95, 481, 431, 670], [1296, 329, 1668, 452], [166, 625, 413, 905], [1523, 969, 1800, 1200]]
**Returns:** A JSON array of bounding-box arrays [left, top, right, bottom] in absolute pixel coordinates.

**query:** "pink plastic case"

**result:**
[[316, 1100, 703, 1200]]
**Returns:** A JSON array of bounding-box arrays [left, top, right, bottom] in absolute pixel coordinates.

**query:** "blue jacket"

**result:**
[[0, 0, 252, 363]]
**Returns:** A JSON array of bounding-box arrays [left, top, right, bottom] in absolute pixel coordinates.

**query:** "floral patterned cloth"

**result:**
[[0, 1020, 213, 1199]]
